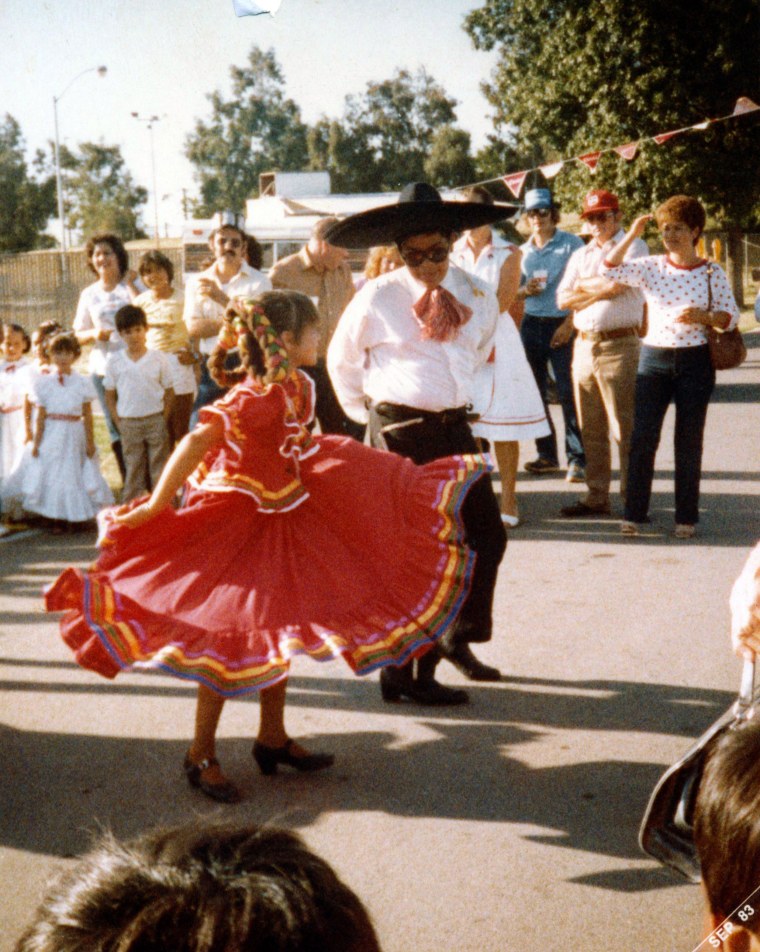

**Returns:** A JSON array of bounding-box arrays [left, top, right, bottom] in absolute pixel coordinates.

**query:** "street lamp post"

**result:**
[[131, 112, 164, 247], [52, 65, 107, 267]]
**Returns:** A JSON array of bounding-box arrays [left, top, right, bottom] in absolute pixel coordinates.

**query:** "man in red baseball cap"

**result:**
[[554, 189, 648, 517]]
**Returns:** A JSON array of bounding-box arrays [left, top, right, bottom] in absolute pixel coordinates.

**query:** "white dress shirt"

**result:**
[[73, 281, 132, 375], [327, 265, 498, 424]]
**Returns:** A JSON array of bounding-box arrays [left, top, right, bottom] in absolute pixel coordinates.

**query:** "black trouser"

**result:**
[[304, 359, 365, 440], [369, 402, 507, 646]]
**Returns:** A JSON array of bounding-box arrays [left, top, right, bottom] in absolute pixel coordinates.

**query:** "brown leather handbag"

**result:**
[[705, 263, 747, 370]]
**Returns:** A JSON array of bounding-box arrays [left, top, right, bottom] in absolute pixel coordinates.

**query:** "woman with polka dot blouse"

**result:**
[[601, 195, 740, 539]]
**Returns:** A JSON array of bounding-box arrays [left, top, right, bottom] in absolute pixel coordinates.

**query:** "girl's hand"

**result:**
[[175, 348, 197, 366], [115, 502, 158, 529], [85, 441, 96, 459], [97, 327, 113, 342], [32, 446, 40, 458], [629, 214, 653, 239]]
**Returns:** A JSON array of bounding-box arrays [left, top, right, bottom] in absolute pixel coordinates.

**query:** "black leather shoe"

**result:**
[[183, 753, 240, 803], [380, 665, 469, 705], [252, 739, 335, 776], [439, 644, 501, 682], [379, 663, 415, 702], [410, 678, 469, 705]]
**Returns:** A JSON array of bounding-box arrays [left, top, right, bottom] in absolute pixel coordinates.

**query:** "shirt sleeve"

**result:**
[[600, 256, 655, 288], [158, 352, 173, 388], [557, 246, 583, 297], [73, 286, 93, 332], [182, 276, 201, 329], [81, 374, 98, 403], [103, 355, 116, 390], [327, 293, 371, 424]]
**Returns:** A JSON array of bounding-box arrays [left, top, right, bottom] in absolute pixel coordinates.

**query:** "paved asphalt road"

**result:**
[[2, 332, 759, 951]]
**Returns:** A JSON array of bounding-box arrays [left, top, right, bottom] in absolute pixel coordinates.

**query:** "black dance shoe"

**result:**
[[379, 666, 469, 705], [183, 753, 240, 803], [438, 643, 501, 682], [252, 739, 335, 776]]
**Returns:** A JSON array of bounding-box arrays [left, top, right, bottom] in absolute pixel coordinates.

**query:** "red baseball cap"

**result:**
[[581, 189, 620, 217]]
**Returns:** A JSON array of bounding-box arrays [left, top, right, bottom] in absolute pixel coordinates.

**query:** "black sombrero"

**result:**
[[323, 182, 518, 249]]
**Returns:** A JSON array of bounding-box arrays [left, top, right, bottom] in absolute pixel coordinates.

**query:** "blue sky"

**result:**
[[1, 0, 499, 234]]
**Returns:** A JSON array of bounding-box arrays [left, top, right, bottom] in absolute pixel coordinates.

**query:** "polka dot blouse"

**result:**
[[601, 256, 740, 348]]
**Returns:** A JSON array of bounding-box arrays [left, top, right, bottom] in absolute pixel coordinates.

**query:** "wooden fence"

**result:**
[[0, 244, 183, 334]]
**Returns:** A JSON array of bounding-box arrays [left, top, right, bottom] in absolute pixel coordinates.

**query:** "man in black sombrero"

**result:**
[[326, 183, 515, 705]]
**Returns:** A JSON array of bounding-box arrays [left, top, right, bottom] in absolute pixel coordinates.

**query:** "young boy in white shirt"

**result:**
[[105, 305, 174, 502]]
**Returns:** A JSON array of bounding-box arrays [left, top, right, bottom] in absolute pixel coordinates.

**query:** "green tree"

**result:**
[[0, 114, 56, 252], [466, 0, 760, 301], [424, 126, 477, 187], [61, 142, 147, 241], [308, 68, 468, 193], [185, 46, 309, 215]]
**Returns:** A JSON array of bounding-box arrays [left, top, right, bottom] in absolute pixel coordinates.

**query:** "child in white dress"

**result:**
[[0, 323, 33, 523], [24, 333, 113, 533]]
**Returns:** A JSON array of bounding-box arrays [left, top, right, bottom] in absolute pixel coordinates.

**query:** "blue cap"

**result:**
[[524, 188, 554, 211]]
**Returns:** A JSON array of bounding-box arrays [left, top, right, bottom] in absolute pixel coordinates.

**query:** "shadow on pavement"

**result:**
[[0, 670, 732, 896]]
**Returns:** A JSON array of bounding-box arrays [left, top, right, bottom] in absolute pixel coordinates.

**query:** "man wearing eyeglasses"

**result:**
[[184, 211, 271, 412], [555, 190, 647, 518], [326, 183, 509, 705], [516, 188, 585, 482]]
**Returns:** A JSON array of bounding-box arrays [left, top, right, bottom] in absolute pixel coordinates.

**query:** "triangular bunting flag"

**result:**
[[502, 171, 529, 199], [691, 121, 710, 130], [653, 130, 680, 145], [613, 141, 639, 161], [232, 0, 281, 16], [539, 161, 564, 179], [733, 96, 760, 115], [578, 151, 601, 173]]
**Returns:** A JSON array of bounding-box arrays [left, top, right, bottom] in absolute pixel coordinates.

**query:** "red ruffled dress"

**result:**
[[46, 371, 488, 697]]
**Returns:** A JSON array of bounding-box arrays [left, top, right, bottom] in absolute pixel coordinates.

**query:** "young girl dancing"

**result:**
[[46, 291, 488, 803], [24, 333, 113, 533]]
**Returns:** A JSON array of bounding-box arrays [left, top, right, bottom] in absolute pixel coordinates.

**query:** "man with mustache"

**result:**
[[183, 211, 271, 411]]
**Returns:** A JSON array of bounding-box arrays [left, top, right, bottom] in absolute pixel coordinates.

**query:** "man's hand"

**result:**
[[198, 278, 229, 308], [550, 318, 575, 348]]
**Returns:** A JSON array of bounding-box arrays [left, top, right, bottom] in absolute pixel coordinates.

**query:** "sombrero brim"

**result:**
[[323, 200, 518, 249]]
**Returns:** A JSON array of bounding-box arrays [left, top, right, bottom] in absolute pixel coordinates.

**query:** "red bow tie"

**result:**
[[412, 287, 473, 342], [58, 373, 66, 385]]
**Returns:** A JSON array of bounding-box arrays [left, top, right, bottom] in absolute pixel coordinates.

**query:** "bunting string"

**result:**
[[454, 97, 759, 199]]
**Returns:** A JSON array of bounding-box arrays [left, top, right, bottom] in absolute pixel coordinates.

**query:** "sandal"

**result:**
[[674, 524, 696, 540]]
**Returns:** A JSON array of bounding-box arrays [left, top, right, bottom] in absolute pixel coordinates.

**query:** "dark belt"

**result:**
[[373, 401, 478, 430], [579, 327, 638, 343]]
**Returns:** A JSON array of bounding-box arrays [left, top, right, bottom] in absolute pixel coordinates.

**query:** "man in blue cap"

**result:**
[[516, 188, 585, 481]]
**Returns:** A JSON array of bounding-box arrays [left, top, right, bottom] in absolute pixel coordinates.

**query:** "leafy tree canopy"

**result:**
[[307, 67, 468, 192], [0, 114, 56, 253], [465, 0, 760, 228], [185, 46, 310, 215], [60, 142, 147, 241]]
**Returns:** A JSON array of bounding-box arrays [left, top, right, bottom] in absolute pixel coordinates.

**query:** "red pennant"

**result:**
[[613, 141, 639, 161], [578, 151, 601, 173], [653, 130, 679, 145], [733, 96, 760, 116], [502, 171, 528, 199]]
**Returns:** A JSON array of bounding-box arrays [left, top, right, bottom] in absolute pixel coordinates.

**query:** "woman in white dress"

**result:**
[[24, 333, 112, 532], [452, 186, 550, 526]]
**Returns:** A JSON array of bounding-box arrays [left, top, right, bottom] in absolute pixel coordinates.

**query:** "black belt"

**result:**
[[373, 401, 479, 430]]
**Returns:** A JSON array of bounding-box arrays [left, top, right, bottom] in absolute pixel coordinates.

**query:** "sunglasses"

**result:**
[[527, 208, 552, 218], [399, 244, 450, 267], [585, 212, 614, 223]]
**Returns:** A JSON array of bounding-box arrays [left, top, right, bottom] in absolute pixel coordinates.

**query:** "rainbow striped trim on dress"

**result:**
[[48, 454, 488, 698]]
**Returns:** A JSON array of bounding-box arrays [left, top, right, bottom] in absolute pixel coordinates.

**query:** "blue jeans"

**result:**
[[624, 344, 715, 525], [520, 315, 584, 466]]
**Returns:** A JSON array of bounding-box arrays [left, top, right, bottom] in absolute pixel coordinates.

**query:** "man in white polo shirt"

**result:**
[[183, 211, 271, 414], [556, 189, 647, 516]]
